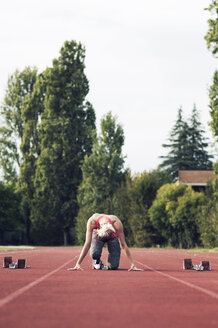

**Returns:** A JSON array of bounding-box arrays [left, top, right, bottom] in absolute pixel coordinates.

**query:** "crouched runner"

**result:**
[[68, 213, 143, 271]]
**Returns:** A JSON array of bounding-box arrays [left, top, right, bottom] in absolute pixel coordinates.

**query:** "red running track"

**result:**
[[0, 247, 218, 328]]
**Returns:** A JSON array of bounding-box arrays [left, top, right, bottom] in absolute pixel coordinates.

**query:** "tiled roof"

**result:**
[[178, 170, 216, 185]]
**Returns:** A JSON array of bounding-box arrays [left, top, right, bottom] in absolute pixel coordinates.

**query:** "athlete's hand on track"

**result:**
[[128, 264, 143, 271], [67, 264, 84, 271]]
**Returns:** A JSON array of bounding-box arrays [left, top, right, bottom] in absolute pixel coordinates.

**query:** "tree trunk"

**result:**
[[63, 229, 68, 246]]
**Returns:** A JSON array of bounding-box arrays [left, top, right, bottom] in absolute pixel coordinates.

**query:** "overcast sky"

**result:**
[[0, 0, 217, 173]]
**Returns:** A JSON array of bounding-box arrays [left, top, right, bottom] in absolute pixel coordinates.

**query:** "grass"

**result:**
[[187, 247, 218, 253], [0, 246, 35, 251]]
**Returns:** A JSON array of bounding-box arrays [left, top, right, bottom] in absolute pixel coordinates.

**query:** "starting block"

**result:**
[[200, 261, 211, 271], [3, 257, 27, 269], [3, 257, 13, 268], [183, 259, 211, 271], [9, 259, 27, 269]]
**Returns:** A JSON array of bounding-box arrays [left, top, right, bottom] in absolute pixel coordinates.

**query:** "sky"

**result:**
[[0, 0, 217, 173]]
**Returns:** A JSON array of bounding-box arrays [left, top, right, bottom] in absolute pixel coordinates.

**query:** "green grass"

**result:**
[[0, 246, 35, 251], [187, 247, 218, 253]]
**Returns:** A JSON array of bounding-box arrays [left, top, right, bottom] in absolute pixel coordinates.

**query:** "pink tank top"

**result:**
[[94, 214, 118, 238]]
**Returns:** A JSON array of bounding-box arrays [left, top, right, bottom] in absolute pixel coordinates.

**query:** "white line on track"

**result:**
[[136, 260, 218, 301], [0, 256, 78, 309]]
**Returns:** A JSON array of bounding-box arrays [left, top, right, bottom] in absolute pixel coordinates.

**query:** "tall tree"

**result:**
[[76, 112, 125, 244], [0, 67, 38, 183], [32, 40, 96, 245], [18, 72, 46, 243], [160, 107, 189, 180], [188, 104, 213, 168], [205, 0, 218, 136], [160, 106, 213, 180]]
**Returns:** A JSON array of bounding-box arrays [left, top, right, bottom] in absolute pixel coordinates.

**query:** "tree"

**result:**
[[149, 183, 205, 248], [0, 67, 38, 183], [75, 112, 125, 244], [208, 71, 218, 136], [160, 107, 189, 179], [205, 0, 218, 136], [197, 161, 218, 248], [31, 40, 96, 245], [126, 169, 172, 247], [0, 182, 23, 244], [160, 106, 213, 180], [18, 72, 46, 243], [188, 104, 213, 168]]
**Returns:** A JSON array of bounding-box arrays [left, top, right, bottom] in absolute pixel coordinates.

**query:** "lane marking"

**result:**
[[136, 260, 218, 300], [0, 255, 78, 309]]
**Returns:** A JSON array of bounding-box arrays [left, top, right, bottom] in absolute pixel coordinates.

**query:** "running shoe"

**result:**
[[93, 259, 104, 270]]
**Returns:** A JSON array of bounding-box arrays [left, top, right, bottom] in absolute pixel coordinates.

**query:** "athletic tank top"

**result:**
[[94, 214, 118, 238]]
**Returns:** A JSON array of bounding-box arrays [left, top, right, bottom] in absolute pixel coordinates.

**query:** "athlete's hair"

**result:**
[[97, 217, 116, 242]]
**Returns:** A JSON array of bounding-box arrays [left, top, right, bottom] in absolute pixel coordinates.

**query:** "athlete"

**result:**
[[68, 213, 143, 271]]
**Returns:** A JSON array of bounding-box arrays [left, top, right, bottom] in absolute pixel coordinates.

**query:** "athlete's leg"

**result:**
[[107, 237, 121, 270], [90, 231, 104, 267]]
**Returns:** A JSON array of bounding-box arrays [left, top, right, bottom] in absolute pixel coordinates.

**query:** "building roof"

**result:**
[[178, 170, 216, 186]]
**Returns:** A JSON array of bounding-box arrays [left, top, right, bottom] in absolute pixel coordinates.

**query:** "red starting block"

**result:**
[[3, 257, 13, 268]]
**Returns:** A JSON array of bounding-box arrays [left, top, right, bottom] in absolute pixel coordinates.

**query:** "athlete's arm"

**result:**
[[68, 216, 94, 271], [114, 217, 143, 271]]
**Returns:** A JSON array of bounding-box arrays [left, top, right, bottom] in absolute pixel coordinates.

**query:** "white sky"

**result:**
[[0, 0, 217, 173]]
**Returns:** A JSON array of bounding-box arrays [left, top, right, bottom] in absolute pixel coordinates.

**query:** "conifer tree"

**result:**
[[188, 104, 213, 168], [160, 106, 213, 180]]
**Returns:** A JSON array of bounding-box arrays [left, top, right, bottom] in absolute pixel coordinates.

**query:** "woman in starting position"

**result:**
[[68, 213, 143, 271]]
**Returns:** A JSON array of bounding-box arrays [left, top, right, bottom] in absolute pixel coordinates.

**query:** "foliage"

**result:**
[[208, 70, 218, 137], [149, 183, 205, 248], [160, 106, 213, 180], [205, 1, 218, 137], [75, 112, 125, 244], [0, 182, 23, 232], [205, 0, 218, 57], [197, 161, 218, 248], [127, 169, 172, 247], [31, 40, 96, 245], [0, 67, 38, 183]]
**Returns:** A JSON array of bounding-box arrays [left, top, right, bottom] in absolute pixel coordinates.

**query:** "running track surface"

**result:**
[[0, 247, 218, 328]]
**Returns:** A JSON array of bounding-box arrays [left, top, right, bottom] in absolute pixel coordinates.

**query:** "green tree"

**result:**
[[205, 0, 218, 136], [208, 71, 218, 136], [160, 108, 189, 180], [127, 169, 172, 247], [160, 106, 213, 180], [75, 112, 125, 244], [32, 40, 96, 245], [0, 182, 23, 244], [167, 187, 205, 248], [149, 183, 205, 248], [188, 104, 213, 168], [198, 162, 218, 248], [18, 72, 46, 243], [0, 67, 38, 183], [149, 183, 186, 246]]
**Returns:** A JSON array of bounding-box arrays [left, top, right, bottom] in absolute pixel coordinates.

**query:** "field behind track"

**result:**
[[0, 247, 218, 328]]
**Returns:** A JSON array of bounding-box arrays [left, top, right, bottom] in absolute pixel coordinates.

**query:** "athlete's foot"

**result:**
[[93, 259, 104, 270]]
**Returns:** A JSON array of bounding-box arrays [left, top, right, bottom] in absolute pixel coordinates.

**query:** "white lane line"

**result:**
[[0, 256, 78, 309], [136, 260, 218, 301]]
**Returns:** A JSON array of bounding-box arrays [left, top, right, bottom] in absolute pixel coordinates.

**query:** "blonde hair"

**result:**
[[97, 217, 115, 242]]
